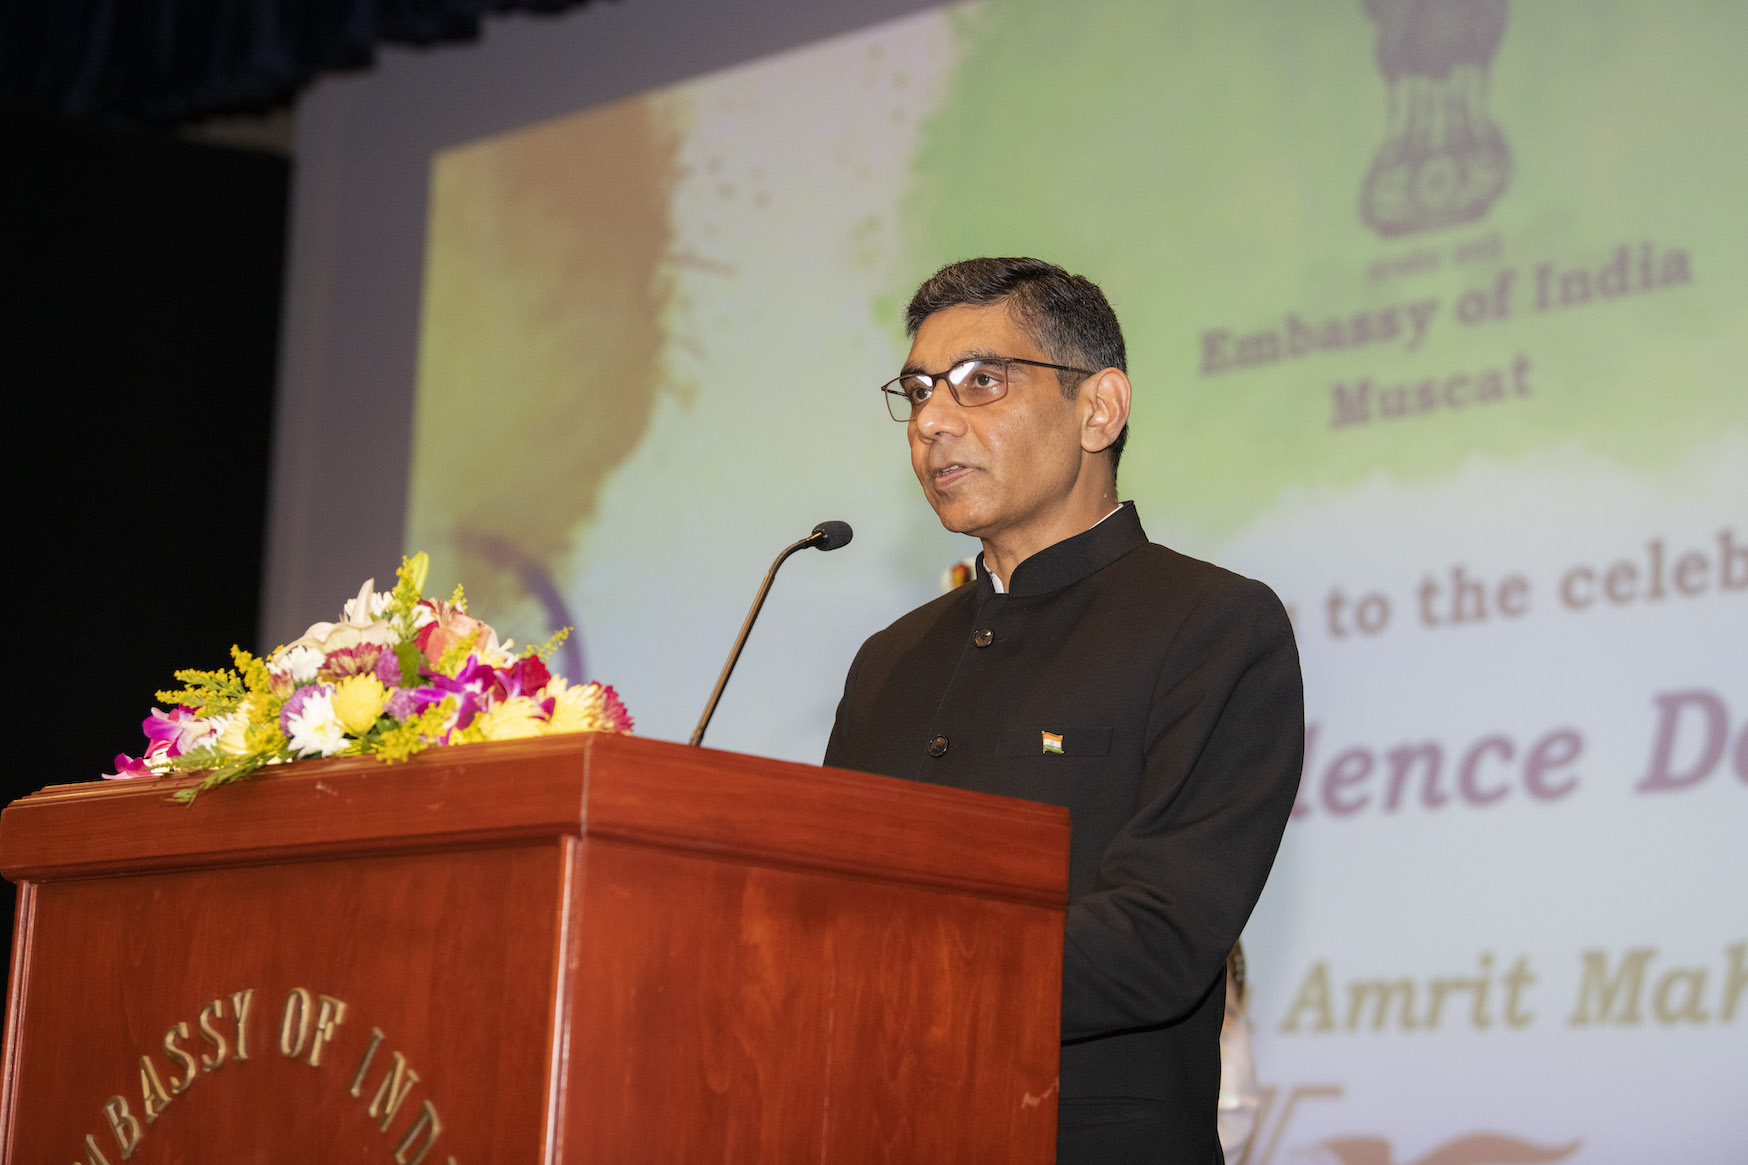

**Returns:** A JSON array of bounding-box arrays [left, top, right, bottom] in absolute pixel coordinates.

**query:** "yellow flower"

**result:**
[[332, 674, 388, 736], [548, 680, 625, 734], [475, 696, 548, 741], [403, 552, 429, 596], [215, 700, 257, 756]]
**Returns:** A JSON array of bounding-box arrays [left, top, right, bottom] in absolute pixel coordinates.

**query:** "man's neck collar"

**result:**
[[979, 502, 1145, 597]]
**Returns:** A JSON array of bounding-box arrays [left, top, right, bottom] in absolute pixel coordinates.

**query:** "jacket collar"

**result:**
[[975, 501, 1148, 598]]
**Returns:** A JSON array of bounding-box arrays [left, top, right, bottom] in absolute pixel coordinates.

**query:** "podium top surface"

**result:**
[[0, 733, 1068, 906]]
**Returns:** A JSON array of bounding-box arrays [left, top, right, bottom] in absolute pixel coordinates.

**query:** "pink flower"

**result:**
[[384, 686, 431, 722], [319, 643, 402, 686], [103, 754, 157, 781], [547, 680, 634, 735], [496, 656, 551, 701], [414, 599, 490, 668], [423, 655, 497, 729], [142, 706, 215, 760], [596, 685, 634, 734]]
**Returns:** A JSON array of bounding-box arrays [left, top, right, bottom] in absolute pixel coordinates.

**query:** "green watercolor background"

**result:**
[[894, 0, 1747, 541]]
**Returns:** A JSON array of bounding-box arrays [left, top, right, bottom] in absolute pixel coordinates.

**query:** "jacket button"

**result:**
[[973, 627, 994, 647], [927, 734, 949, 757]]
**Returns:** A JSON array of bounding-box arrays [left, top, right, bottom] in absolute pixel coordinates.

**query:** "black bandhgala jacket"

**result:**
[[825, 502, 1304, 1165]]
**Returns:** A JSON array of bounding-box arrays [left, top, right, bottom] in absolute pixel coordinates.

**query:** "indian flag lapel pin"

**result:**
[[1041, 731, 1063, 755]]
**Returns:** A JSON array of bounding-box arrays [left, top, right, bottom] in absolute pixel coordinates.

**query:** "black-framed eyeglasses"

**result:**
[[879, 356, 1094, 422]]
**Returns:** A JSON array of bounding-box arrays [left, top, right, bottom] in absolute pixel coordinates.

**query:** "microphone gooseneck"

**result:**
[[688, 520, 854, 747]]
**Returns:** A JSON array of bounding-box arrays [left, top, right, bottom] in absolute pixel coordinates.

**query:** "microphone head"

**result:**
[[810, 520, 854, 551]]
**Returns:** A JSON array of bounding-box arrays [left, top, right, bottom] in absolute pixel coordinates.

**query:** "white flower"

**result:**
[[284, 579, 397, 657], [340, 578, 393, 624], [284, 689, 347, 758], [475, 631, 517, 668], [273, 644, 324, 683], [396, 602, 438, 640]]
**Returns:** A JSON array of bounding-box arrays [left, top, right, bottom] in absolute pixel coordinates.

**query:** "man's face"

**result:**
[[904, 302, 1089, 549]]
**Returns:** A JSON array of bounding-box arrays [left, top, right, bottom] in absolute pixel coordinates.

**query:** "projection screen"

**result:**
[[277, 1, 1747, 1159]]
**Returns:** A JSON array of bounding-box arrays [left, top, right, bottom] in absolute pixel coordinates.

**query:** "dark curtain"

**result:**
[[1, 0, 599, 123], [1, 105, 290, 971]]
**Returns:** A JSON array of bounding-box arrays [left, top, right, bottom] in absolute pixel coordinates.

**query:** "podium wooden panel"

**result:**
[[0, 733, 1068, 1163]]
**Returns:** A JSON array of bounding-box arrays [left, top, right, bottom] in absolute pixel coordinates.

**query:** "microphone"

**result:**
[[688, 521, 854, 747], [810, 520, 853, 551]]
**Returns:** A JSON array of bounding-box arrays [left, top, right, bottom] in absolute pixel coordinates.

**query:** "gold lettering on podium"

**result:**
[[366, 1050, 421, 1131], [79, 987, 459, 1164], [393, 1100, 444, 1165], [350, 1026, 386, 1096], [280, 987, 313, 1058], [230, 987, 255, 1060], [101, 1095, 140, 1158], [197, 998, 229, 1069], [162, 1022, 197, 1093], [309, 994, 349, 1067], [279, 988, 350, 1064], [135, 1057, 172, 1122]]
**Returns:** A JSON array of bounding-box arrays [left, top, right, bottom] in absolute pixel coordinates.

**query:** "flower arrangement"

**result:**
[[107, 553, 631, 802]]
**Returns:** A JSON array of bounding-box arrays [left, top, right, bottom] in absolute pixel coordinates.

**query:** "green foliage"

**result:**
[[526, 625, 571, 661], [233, 646, 275, 697], [374, 699, 456, 763], [168, 751, 271, 805], [435, 630, 481, 677], [243, 717, 288, 757], [394, 641, 426, 686], [156, 666, 247, 717], [386, 551, 430, 622]]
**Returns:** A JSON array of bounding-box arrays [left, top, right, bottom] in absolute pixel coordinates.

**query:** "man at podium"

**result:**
[[827, 257, 1303, 1165]]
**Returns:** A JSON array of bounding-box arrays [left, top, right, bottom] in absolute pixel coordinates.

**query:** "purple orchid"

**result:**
[[386, 682, 476, 734], [103, 753, 157, 781], [497, 656, 552, 700], [418, 656, 501, 729], [142, 706, 213, 760]]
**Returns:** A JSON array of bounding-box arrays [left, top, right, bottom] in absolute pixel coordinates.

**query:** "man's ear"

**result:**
[[1080, 368, 1132, 455]]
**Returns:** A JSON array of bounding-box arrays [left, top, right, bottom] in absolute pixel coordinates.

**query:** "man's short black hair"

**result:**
[[905, 256, 1128, 474]]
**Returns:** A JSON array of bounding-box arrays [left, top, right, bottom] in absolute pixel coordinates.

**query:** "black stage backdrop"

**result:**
[[0, 108, 287, 969]]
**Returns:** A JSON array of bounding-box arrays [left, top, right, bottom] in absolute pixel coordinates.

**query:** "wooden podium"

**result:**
[[0, 733, 1068, 1162]]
